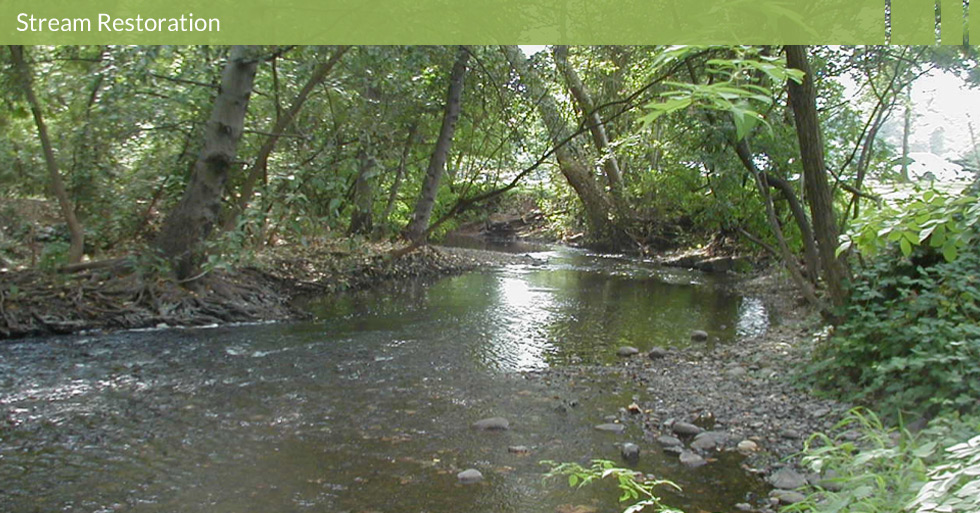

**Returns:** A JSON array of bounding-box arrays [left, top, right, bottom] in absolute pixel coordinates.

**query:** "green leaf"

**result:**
[[942, 243, 958, 262]]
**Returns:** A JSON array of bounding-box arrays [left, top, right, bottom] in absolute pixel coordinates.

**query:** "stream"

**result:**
[[1, 245, 773, 512]]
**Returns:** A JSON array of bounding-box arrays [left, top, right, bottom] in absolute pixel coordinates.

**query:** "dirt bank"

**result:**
[[0, 244, 531, 339]]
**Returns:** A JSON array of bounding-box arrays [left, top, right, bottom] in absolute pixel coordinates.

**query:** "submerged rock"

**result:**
[[457, 468, 484, 484], [616, 346, 640, 357], [770, 489, 806, 504], [620, 442, 640, 463], [594, 423, 626, 434], [472, 417, 510, 430], [679, 450, 707, 467], [690, 431, 729, 452]]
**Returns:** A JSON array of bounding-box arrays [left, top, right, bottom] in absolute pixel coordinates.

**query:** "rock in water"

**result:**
[[472, 417, 510, 430], [657, 435, 683, 447], [616, 346, 640, 357], [691, 330, 709, 342], [770, 490, 807, 504], [768, 467, 807, 490], [594, 423, 626, 434], [679, 450, 707, 467], [690, 431, 729, 452], [648, 347, 668, 359], [671, 421, 703, 436], [620, 442, 640, 463], [457, 468, 484, 484], [736, 439, 759, 453]]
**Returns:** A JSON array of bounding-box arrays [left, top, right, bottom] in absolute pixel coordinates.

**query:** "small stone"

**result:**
[[769, 490, 806, 504], [726, 366, 747, 378], [657, 435, 683, 447], [627, 402, 641, 414], [780, 429, 801, 440], [737, 440, 759, 453], [768, 467, 807, 490], [472, 417, 510, 430], [620, 443, 640, 463], [690, 431, 729, 452], [679, 450, 707, 467], [671, 421, 703, 436], [691, 330, 709, 342], [457, 468, 484, 484], [662, 445, 684, 455], [734, 503, 753, 512], [507, 445, 530, 454], [617, 346, 640, 357], [594, 423, 626, 434], [648, 347, 668, 359]]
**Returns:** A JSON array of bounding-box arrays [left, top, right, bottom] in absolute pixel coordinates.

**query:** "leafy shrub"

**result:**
[[812, 238, 980, 416], [541, 459, 683, 513], [786, 409, 980, 513]]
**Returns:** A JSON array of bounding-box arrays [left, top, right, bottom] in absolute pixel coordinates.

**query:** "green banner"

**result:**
[[0, 0, 970, 44]]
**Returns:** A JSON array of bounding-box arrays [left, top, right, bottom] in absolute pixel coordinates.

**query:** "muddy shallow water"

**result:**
[[1, 246, 772, 512]]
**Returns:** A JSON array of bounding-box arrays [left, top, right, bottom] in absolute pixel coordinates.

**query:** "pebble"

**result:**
[[769, 489, 806, 504], [656, 435, 683, 447], [472, 417, 510, 430], [457, 468, 484, 484], [594, 423, 626, 434], [726, 366, 747, 378], [507, 445, 530, 454], [691, 330, 709, 342], [768, 467, 807, 490], [617, 346, 640, 357], [737, 439, 759, 453], [648, 347, 668, 359], [734, 504, 753, 512]]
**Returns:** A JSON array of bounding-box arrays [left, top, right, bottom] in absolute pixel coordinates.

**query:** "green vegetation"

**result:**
[[542, 459, 683, 513], [786, 409, 980, 513]]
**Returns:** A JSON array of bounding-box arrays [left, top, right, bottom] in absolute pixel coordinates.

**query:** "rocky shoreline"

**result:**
[[525, 270, 848, 511]]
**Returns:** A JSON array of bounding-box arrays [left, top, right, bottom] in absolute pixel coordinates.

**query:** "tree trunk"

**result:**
[[501, 45, 626, 249], [901, 99, 912, 182], [155, 45, 259, 279], [733, 139, 820, 283], [348, 147, 377, 236], [552, 46, 624, 195], [8, 45, 86, 265], [233, 46, 349, 219], [404, 46, 469, 241], [785, 45, 849, 310], [382, 122, 419, 224]]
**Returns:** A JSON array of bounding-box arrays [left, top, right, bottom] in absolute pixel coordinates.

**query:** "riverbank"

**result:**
[[524, 270, 847, 510], [0, 243, 532, 339]]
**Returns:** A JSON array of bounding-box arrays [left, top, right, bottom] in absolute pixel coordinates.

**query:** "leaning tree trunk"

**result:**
[[785, 45, 850, 310], [233, 46, 349, 221], [348, 147, 377, 236], [8, 45, 85, 265], [552, 46, 624, 196], [404, 46, 469, 242], [155, 45, 259, 280], [502, 45, 626, 249]]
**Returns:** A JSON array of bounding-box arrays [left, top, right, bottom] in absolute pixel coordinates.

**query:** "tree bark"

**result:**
[[552, 46, 624, 195], [785, 45, 849, 310], [348, 147, 377, 236], [502, 45, 626, 249], [733, 139, 820, 283], [382, 122, 419, 224], [233, 46, 349, 219], [901, 99, 912, 182], [155, 45, 259, 279], [8, 45, 86, 265], [404, 46, 469, 241]]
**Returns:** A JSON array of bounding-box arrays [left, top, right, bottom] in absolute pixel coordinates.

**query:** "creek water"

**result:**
[[0, 245, 772, 513]]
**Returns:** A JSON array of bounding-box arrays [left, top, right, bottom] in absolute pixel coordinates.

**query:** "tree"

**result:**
[[7, 45, 86, 264], [155, 45, 259, 279], [502, 45, 627, 249], [785, 45, 850, 309], [404, 46, 470, 242]]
